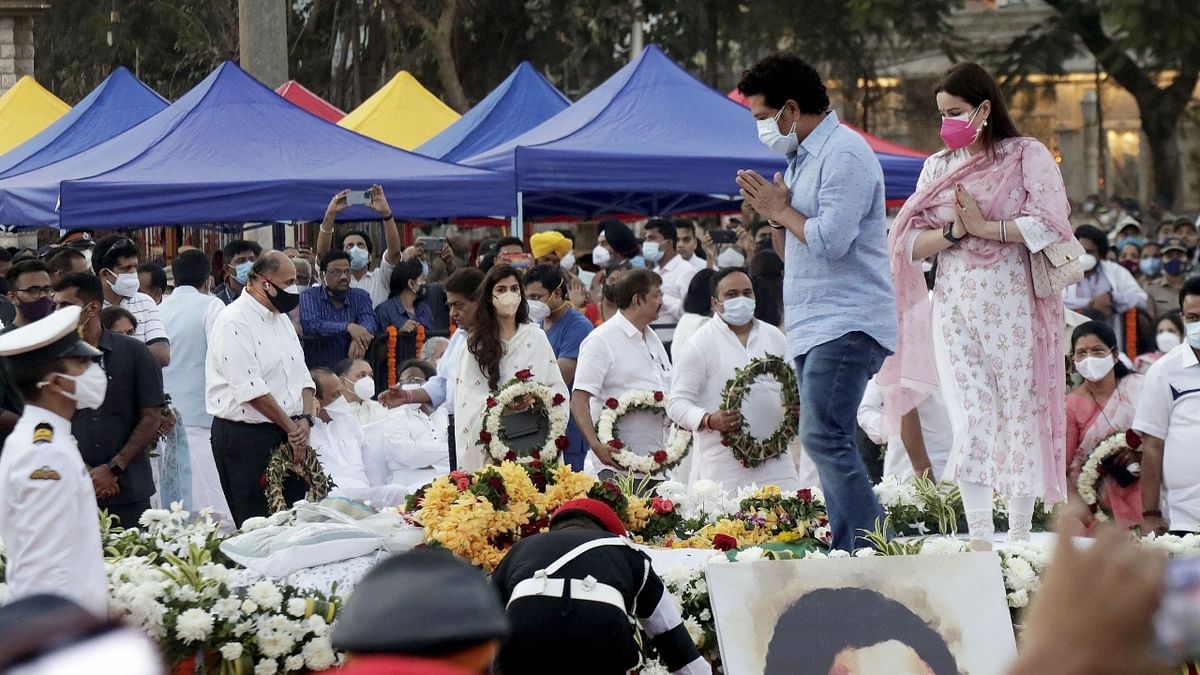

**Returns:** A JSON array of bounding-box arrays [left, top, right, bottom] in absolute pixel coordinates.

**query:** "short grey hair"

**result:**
[[292, 258, 312, 275], [420, 336, 450, 361]]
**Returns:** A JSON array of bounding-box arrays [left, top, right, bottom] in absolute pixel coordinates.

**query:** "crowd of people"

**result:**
[[0, 51, 1196, 674]]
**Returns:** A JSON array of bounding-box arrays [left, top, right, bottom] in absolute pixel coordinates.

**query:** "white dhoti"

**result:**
[[187, 425, 233, 531]]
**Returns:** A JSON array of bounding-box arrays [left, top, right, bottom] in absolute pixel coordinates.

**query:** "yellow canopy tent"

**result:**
[[0, 76, 70, 155], [338, 71, 460, 150]]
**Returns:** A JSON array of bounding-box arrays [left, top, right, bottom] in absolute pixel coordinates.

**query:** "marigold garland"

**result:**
[[386, 326, 398, 388], [415, 324, 426, 360], [1124, 309, 1138, 357], [264, 442, 335, 514], [719, 355, 800, 468]]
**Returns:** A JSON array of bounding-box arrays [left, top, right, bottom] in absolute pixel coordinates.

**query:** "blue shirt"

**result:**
[[299, 286, 379, 369], [375, 297, 435, 333], [546, 308, 594, 470], [782, 110, 897, 358]]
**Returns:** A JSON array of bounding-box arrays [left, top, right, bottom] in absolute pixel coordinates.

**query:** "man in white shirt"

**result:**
[[315, 185, 404, 309], [643, 219, 696, 325], [391, 269, 484, 472], [309, 369, 407, 506], [336, 357, 389, 427], [674, 220, 708, 271], [668, 268, 798, 491], [160, 250, 231, 526], [206, 252, 316, 526], [92, 235, 170, 367], [857, 378, 953, 481], [572, 269, 671, 477], [366, 360, 450, 492], [1135, 277, 1200, 535]]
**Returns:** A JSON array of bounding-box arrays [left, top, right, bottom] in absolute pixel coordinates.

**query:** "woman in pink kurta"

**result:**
[[1066, 321, 1145, 528], [878, 63, 1072, 548]]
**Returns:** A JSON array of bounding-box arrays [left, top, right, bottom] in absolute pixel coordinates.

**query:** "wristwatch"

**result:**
[[292, 414, 315, 427], [943, 222, 965, 244], [106, 460, 124, 476]]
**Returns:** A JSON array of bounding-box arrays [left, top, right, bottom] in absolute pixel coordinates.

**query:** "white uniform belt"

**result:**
[[508, 575, 628, 612]]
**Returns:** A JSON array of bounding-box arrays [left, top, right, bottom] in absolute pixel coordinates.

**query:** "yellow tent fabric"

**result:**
[[0, 76, 70, 156], [338, 71, 460, 150]]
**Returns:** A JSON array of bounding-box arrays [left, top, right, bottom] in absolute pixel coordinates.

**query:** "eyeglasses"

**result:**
[[325, 269, 352, 278], [399, 377, 424, 385], [1072, 346, 1112, 362], [16, 286, 53, 298]]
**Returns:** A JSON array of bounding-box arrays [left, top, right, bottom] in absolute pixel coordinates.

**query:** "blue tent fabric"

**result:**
[[0, 62, 515, 227], [0, 67, 168, 179], [416, 61, 569, 163], [876, 153, 923, 203]]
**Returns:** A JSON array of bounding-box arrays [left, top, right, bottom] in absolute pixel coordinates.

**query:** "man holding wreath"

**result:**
[[667, 268, 800, 491]]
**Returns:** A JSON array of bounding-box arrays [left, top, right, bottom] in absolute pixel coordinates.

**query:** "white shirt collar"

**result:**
[[21, 404, 72, 429], [612, 310, 647, 339]]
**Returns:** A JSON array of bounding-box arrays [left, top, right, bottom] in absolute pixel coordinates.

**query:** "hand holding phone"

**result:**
[[418, 237, 446, 251], [709, 229, 738, 244], [346, 189, 373, 206]]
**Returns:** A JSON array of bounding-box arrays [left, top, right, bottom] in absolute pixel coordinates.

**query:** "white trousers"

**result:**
[[187, 425, 233, 532]]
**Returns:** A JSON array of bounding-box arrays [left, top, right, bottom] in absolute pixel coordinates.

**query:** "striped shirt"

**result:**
[[298, 286, 379, 370], [107, 292, 169, 345]]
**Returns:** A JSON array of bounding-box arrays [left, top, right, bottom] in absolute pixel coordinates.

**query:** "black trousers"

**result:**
[[447, 413, 456, 471], [211, 418, 306, 527], [105, 499, 152, 529]]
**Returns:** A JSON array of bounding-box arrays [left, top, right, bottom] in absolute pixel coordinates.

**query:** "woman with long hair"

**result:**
[[1065, 321, 1145, 528], [454, 264, 567, 472], [375, 259, 434, 333], [878, 63, 1075, 549]]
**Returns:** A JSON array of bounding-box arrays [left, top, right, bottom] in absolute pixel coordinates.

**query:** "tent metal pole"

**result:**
[[511, 191, 524, 240]]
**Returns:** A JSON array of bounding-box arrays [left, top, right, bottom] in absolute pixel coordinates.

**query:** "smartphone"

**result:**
[[500, 252, 534, 269], [578, 270, 596, 289], [346, 189, 373, 206], [1156, 557, 1200, 663], [710, 229, 738, 244], [418, 237, 446, 251]]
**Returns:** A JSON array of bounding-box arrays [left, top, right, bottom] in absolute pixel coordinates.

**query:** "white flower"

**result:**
[[284, 654, 305, 671], [698, 608, 711, 622], [302, 638, 337, 670], [219, 643, 244, 661], [241, 599, 260, 614], [735, 546, 767, 563], [286, 598, 308, 617], [919, 536, 967, 555], [248, 581, 284, 611], [254, 660, 279, 675], [683, 618, 704, 647], [138, 509, 171, 528], [828, 549, 851, 559], [174, 608, 214, 643], [307, 614, 329, 635], [240, 516, 270, 532], [639, 660, 670, 675], [1007, 589, 1030, 608], [804, 550, 829, 560], [234, 620, 256, 637], [214, 598, 243, 620], [853, 547, 878, 557], [259, 631, 296, 659]]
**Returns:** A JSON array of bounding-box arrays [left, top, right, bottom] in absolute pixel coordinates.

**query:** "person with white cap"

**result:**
[[0, 306, 109, 615]]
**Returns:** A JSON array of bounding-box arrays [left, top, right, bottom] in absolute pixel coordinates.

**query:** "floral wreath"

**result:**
[[719, 355, 799, 468], [264, 442, 335, 513], [596, 390, 691, 474], [1076, 429, 1141, 522], [480, 368, 569, 465]]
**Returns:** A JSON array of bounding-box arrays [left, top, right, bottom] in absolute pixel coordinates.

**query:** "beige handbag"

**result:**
[[1028, 236, 1086, 298]]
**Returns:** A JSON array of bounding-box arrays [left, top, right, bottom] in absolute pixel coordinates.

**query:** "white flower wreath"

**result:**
[[596, 389, 691, 474], [1076, 430, 1130, 522], [479, 369, 569, 465]]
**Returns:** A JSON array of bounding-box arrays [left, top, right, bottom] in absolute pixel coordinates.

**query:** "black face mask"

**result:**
[[265, 281, 300, 313], [18, 297, 54, 322], [327, 287, 348, 302]]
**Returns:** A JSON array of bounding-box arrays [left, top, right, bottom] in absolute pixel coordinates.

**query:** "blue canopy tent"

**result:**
[[0, 62, 514, 228], [0, 67, 168, 179], [415, 61, 569, 163]]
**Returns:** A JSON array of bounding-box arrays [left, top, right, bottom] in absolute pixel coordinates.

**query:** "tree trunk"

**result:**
[[1140, 103, 1183, 209], [703, 1, 720, 87], [433, 0, 469, 111]]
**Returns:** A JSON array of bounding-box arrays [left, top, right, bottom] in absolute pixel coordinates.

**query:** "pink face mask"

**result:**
[[939, 105, 982, 150]]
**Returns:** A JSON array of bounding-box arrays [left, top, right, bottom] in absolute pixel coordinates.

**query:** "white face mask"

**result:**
[[757, 106, 798, 155], [717, 248, 746, 269], [352, 375, 376, 402], [527, 299, 551, 324], [1188, 321, 1200, 349], [1078, 253, 1098, 273], [323, 395, 350, 418], [1076, 354, 1116, 382], [42, 362, 108, 410], [719, 296, 756, 326], [641, 241, 664, 264], [1157, 331, 1182, 353], [559, 251, 576, 270], [592, 245, 611, 267], [107, 270, 141, 298], [493, 290, 521, 318]]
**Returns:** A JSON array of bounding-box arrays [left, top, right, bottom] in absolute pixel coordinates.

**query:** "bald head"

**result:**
[[249, 251, 298, 311]]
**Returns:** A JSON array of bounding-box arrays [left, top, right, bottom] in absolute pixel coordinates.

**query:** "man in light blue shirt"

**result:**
[[736, 53, 897, 551]]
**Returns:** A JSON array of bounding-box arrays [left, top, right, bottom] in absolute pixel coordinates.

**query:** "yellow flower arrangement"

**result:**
[[625, 496, 653, 533]]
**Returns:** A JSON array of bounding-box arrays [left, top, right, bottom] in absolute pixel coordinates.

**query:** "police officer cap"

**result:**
[[332, 549, 509, 655], [0, 306, 101, 371], [600, 219, 640, 258]]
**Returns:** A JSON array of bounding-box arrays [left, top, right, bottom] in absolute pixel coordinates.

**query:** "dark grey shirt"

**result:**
[[74, 329, 164, 505]]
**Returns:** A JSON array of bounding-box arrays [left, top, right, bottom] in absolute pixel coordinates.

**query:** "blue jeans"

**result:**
[[795, 331, 889, 551]]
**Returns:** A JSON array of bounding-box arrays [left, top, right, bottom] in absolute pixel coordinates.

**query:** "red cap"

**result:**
[[551, 498, 626, 536]]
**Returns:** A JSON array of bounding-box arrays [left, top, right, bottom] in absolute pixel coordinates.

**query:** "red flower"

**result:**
[[712, 534, 738, 551], [796, 488, 813, 503], [530, 460, 544, 470], [605, 398, 619, 410], [499, 494, 510, 506], [1125, 429, 1143, 450], [449, 470, 469, 481], [653, 391, 664, 402], [531, 450, 542, 460], [479, 431, 493, 444], [259, 474, 268, 489], [555, 436, 569, 450], [486, 397, 497, 409], [455, 477, 470, 491], [515, 369, 533, 381], [608, 439, 625, 450], [487, 477, 504, 492], [552, 393, 566, 406], [651, 497, 674, 515], [720, 437, 730, 447], [505, 451, 517, 461], [653, 450, 668, 464]]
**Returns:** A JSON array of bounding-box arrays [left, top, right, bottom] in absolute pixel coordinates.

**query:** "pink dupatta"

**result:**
[[877, 137, 1073, 502]]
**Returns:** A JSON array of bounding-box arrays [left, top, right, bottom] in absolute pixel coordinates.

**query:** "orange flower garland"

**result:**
[[449, 320, 457, 336], [415, 324, 426, 360], [1124, 309, 1137, 357], [387, 326, 398, 388]]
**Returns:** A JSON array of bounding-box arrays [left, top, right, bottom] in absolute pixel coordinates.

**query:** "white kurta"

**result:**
[[857, 378, 953, 480], [310, 407, 407, 507], [667, 317, 799, 492], [0, 406, 108, 615], [370, 405, 451, 492], [454, 322, 568, 473]]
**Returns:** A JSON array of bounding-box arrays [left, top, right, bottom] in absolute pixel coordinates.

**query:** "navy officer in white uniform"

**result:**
[[0, 306, 108, 615]]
